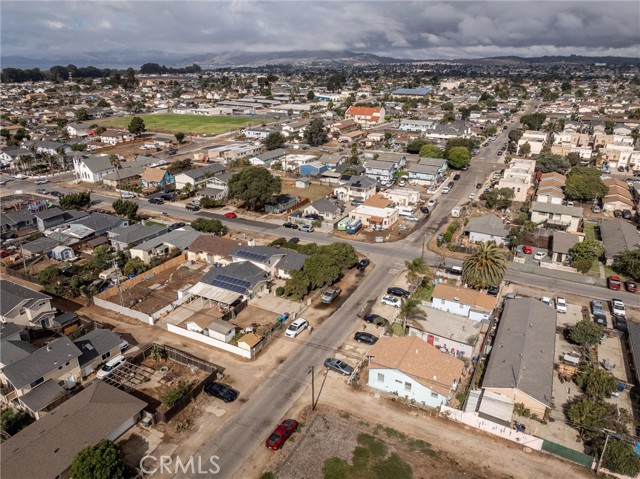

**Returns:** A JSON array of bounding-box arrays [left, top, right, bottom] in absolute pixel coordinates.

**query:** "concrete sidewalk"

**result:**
[[507, 260, 604, 287]]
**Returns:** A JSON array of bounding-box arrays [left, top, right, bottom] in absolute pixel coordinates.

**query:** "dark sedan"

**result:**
[[204, 382, 239, 403], [354, 332, 378, 345], [387, 287, 410, 297], [363, 314, 389, 326], [282, 222, 299, 229], [356, 259, 370, 270], [265, 419, 298, 450]]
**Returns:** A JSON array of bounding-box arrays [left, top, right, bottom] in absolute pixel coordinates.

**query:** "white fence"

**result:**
[[165, 323, 253, 359], [93, 296, 155, 325]]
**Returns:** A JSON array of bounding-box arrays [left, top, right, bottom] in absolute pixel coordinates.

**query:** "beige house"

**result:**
[[333, 175, 376, 203], [350, 205, 399, 230], [185, 235, 239, 265], [535, 172, 566, 205], [382, 188, 421, 206], [497, 158, 536, 202], [0, 280, 57, 329], [517, 130, 548, 156], [530, 202, 583, 232]]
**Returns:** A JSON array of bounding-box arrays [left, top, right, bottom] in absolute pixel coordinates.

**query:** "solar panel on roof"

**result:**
[[211, 274, 251, 294], [237, 250, 268, 262]]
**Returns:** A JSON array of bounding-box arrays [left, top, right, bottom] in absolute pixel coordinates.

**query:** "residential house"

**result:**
[[0, 210, 36, 238], [140, 167, 175, 190], [174, 164, 226, 191], [99, 129, 134, 145], [231, 245, 308, 279], [517, 130, 548, 156], [338, 130, 366, 144], [186, 317, 236, 343], [391, 87, 432, 99], [602, 178, 634, 212], [497, 158, 536, 202], [51, 245, 76, 261], [43, 212, 129, 247], [101, 165, 145, 188], [243, 125, 280, 139], [349, 205, 399, 230], [551, 231, 582, 264], [367, 336, 464, 408], [463, 214, 511, 246], [333, 175, 376, 203], [329, 119, 359, 135], [281, 119, 310, 139], [398, 119, 437, 132], [364, 160, 397, 183], [599, 219, 640, 265], [535, 172, 566, 205], [34, 207, 73, 232], [0, 146, 32, 168], [108, 223, 167, 250], [129, 226, 200, 263], [65, 123, 90, 138], [21, 236, 61, 259], [345, 106, 385, 128], [530, 202, 583, 232], [430, 283, 498, 321], [303, 198, 343, 222], [186, 235, 239, 265], [406, 157, 448, 185], [381, 188, 421, 206], [0, 280, 57, 329], [74, 328, 126, 376], [249, 148, 286, 167], [72, 153, 117, 183], [482, 298, 556, 417], [299, 161, 331, 176], [197, 171, 232, 200], [423, 123, 471, 140], [1, 381, 146, 479]]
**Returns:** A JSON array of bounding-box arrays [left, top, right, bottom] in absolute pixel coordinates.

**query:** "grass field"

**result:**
[[93, 114, 270, 135]]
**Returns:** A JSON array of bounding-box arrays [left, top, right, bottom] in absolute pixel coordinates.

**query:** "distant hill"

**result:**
[[441, 55, 640, 66]]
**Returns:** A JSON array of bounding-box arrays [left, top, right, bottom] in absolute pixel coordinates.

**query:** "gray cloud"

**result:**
[[1, 1, 639, 62]]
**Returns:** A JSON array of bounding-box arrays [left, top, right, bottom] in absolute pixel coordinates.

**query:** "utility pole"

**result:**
[[308, 366, 316, 411], [596, 430, 613, 474]]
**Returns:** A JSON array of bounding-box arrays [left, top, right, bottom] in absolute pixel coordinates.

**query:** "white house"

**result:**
[[463, 214, 511, 246], [382, 188, 421, 206], [530, 202, 583, 232], [367, 336, 464, 408], [497, 158, 536, 202], [430, 283, 498, 321]]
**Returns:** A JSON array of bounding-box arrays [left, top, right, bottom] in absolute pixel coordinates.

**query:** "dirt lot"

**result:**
[[280, 180, 334, 202]]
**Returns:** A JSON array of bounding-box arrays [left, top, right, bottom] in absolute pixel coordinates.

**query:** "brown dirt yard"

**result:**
[[280, 180, 334, 202]]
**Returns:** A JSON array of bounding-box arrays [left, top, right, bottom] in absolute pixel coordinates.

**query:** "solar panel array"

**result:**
[[212, 274, 251, 294], [236, 250, 268, 263]]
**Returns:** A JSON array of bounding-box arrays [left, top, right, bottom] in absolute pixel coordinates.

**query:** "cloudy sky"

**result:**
[[2, 1, 639, 64]]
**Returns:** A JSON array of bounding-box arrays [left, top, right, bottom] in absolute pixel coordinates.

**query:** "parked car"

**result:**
[[591, 300, 605, 315], [36, 188, 49, 195], [223, 212, 237, 218], [404, 214, 419, 222], [122, 192, 136, 199], [168, 222, 186, 231], [288, 237, 300, 244], [487, 285, 499, 296], [453, 174, 461, 180], [381, 295, 401, 307], [476, 183, 483, 189], [622, 209, 633, 220], [426, 199, 437, 208], [468, 193, 475, 200], [625, 280, 637, 293], [49, 191, 63, 197], [593, 313, 607, 326], [148, 198, 164, 205], [282, 222, 299, 229], [533, 251, 546, 260], [614, 210, 623, 218], [541, 296, 552, 306], [356, 259, 370, 270], [363, 314, 388, 326], [185, 203, 200, 211], [354, 332, 378, 345], [613, 315, 628, 333], [299, 225, 314, 232], [607, 275, 622, 290], [34, 179, 49, 185], [387, 287, 410, 297], [160, 193, 175, 201], [204, 382, 239, 403], [321, 288, 341, 304], [592, 205, 601, 213], [419, 206, 430, 214], [611, 299, 625, 317], [324, 357, 354, 376], [555, 297, 567, 314], [285, 318, 309, 338], [265, 419, 299, 450], [441, 187, 450, 194], [522, 245, 533, 254], [96, 355, 126, 379]]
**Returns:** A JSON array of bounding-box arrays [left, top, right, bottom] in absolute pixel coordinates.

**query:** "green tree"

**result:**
[[612, 246, 640, 281], [406, 139, 427, 154], [167, 159, 192, 174], [440, 101, 454, 111], [574, 364, 618, 400], [440, 111, 456, 123], [199, 197, 225, 209], [127, 116, 146, 137], [447, 146, 471, 169], [484, 188, 514, 210], [520, 112, 547, 130], [602, 439, 640, 477], [96, 98, 110, 108], [111, 199, 138, 219], [518, 141, 531, 156], [307, 90, 315, 101], [508, 129, 524, 143], [123, 257, 148, 276], [462, 242, 507, 288], [265, 131, 286, 150], [567, 397, 609, 441], [569, 239, 604, 263], [84, 245, 114, 276], [190, 218, 227, 235], [566, 152, 581, 166], [536, 152, 571, 174], [303, 118, 328, 146], [419, 143, 444, 158], [568, 319, 603, 346], [565, 167, 608, 201], [398, 297, 427, 332], [228, 166, 281, 211], [404, 257, 433, 288], [75, 107, 88, 121], [59, 191, 91, 210], [174, 131, 185, 144], [70, 440, 125, 479], [1, 408, 34, 436]]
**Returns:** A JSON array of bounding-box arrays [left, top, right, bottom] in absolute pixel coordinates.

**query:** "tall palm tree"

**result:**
[[109, 154, 123, 198], [462, 242, 507, 288], [404, 257, 434, 288], [398, 297, 427, 333]]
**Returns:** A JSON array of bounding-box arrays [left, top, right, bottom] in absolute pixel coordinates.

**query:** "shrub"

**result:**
[[161, 381, 188, 407], [275, 286, 285, 296], [572, 258, 593, 274]]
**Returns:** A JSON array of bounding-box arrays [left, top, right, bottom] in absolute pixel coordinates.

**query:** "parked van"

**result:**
[[451, 207, 461, 218], [97, 355, 126, 379], [397, 207, 415, 217], [448, 266, 463, 276]]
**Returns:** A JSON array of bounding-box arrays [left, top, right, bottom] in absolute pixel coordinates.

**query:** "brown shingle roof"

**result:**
[[432, 283, 498, 311], [141, 167, 168, 183], [188, 235, 240, 257], [368, 336, 464, 396]]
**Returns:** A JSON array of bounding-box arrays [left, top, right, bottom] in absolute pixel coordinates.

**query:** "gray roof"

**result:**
[[531, 201, 583, 217], [1, 339, 37, 368], [63, 209, 90, 222], [600, 219, 640, 259], [482, 298, 556, 407], [418, 157, 448, 167], [132, 226, 200, 253], [552, 232, 580, 254], [18, 380, 66, 413], [180, 164, 226, 180], [110, 223, 166, 245], [1, 381, 146, 479], [0, 280, 50, 317], [407, 163, 441, 175], [308, 198, 339, 214], [0, 322, 24, 341], [254, 148, 286, 162], [33, 207, 65, 221], [207, 319, 236, 336], [464, 214, 510, 238], [365, 160, 395, 171], [232, 245, 287, 264], [276, 250, 309, 273], [628, 321, 640, 383], [21, 236, 61, 254], [101, 165, 145, 181], [339, 174, 375, 189], [77, 154, 114, 174], [74, 329, 123, 368], [2, 337, 82, 390], [201, 261, 270, 291], [74, 212, 123, 232], [1, 210, 35, 227]]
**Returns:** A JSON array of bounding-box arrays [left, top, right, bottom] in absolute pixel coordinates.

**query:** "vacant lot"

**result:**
[[281, 180, 334, 203], [93, 114, 270, 135]]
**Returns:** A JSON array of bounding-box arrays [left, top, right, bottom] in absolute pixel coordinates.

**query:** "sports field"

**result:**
[[92, 114, 270, 135]]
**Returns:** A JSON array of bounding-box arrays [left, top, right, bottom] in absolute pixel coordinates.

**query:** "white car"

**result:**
[[611, 299, 626, 317], [533, 251, 546, 261], [468, 193, 475, 199], [285, 318, 309, 338], [555, 297, 567, 314], [404, 215, 419, 222], [34, 179, 49, 185], [441, 187, 450, 194], [96, 355, 126, 379], [299, 225, 314, 232], [381, 295, 401, 307], [541, 296, 552, 306], [121, 192, 136, 199], [426, 199, 437, 208]]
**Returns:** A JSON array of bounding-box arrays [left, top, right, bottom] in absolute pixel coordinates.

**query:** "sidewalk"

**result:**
[[507, 260, 605, 287]]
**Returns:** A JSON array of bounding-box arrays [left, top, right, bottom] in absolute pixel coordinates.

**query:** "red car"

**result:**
[[625, 280, 637, 293], [265, 419, 298, 450], [522, 245, 533, 254], [0, 250, 10, 259], [608, 275, 622, 290], [223, 212, 237, 218]]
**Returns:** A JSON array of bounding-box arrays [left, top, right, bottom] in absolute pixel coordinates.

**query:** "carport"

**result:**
[[187, 283, 242, 312]]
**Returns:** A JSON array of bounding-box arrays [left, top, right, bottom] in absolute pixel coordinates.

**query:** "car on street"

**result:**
[[468, 193, 475, 200], [298, 225, 314, 232], [591, 300, 605, 315], [453, 174, 461, 180], [487, 285, 499, 296], [168, 222, 186, 231], [122, 192, 136, 199], [441, 186, 450, 194], [36, 188, 49, 195], [148, 198, 164, 204], [204, 382, 239, 403], [282, 222, 299, 229], [419, 206, 430, 214], [96, 355, 126, 379], [533, 251, 546, 261], [555, 297, 567, 314], [12, 173, 27, 179], [593, 313, 607, 327], [285, 318, 309, 338], [363, 313, 389, 326], [522, 245, 533, 254], [185, 204, 200, 211], [625, 280, 637, 293], [265, 419, 299, 450], [324, 358, 354, 376], [354, 332, 378, 345], [447, 181, 455, 189], [426, 199, 437, 208], [223, 212, 237, 218], [613, 315, 628, 333], [49, 191, 63, 197], [476, 183, 483, 189], [541, 296, 552, 306], [404, 214, 419, 222], [34, 179, 49, 184], [611, 299, 625, 317], [321, 288, 341, 304], [356, 259, 370, 270], [381, 295, 401, 307], [436, 232, 445, 243], [288, 237, 300, 244], [387, 287, 410, 297], [160, 193, 175, 201], [607, 275, 622, 290]]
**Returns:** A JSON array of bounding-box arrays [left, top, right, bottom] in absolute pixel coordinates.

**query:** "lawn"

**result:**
[[92, 114, 270, 135]]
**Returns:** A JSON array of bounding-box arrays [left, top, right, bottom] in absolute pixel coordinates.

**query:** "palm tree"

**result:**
[[462, 242, 507, 288], [404, 257, 433, 288], [398, 297, 427, 334], [109, 154, 123, 198]]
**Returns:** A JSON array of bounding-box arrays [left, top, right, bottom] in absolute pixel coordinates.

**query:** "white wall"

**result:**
[[367, 368, 448, 408], [166, 323, 252, 359], [431, 297, 471, 318]]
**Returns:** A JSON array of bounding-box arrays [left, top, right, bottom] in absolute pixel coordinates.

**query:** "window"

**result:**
[[404, 381, 412, 392], [29, 377, 44, 389], [19, 308, 26, 316], [377, 373, 384, 383], [101, 351, 111, 361], [431, 391, 439, 398]]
